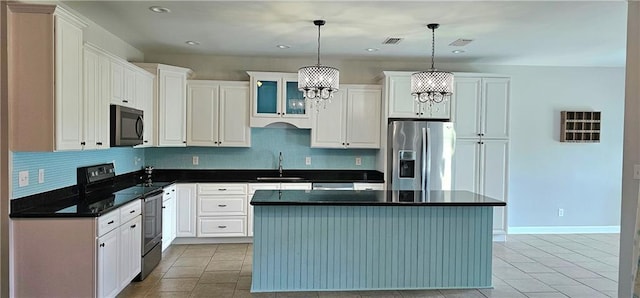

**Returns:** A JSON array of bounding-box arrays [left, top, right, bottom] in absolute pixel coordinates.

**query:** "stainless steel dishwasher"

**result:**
[[311, 182, 354, 190]]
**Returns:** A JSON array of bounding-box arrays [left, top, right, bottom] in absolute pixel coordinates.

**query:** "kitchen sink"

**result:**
[[256, 177, 306, 181]]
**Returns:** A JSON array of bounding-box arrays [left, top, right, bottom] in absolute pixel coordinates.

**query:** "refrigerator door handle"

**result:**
[[422, 127, 432, 192]]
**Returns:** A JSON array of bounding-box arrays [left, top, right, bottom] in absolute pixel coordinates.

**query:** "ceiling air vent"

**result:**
[[449, 39, 474, 47], [382, 37, 403, 45]]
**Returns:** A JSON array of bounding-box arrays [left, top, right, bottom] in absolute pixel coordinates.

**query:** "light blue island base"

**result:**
[[252, 205, 494, 292]]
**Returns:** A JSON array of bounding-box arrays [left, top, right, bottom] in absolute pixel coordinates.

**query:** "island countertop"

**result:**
[[250, 189, 506, 206]]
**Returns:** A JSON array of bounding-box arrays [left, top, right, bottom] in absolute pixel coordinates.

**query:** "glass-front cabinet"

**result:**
[[248, 72, 311, 128]]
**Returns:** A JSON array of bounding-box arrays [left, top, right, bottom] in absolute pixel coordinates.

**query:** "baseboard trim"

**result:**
[[172, 237, 253, 245], [508, 226, 620, 234]]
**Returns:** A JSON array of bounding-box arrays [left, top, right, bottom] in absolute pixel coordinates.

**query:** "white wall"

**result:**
[[144, 53, 625, 230], [482, 65, 624, 229]]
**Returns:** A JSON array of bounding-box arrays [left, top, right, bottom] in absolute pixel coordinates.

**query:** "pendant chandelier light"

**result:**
[[298, 20, 339, 109], [411, 23, 454, 104]]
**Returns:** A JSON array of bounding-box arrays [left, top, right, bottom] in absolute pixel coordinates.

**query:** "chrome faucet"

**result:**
[[278, 152, 283, 177]]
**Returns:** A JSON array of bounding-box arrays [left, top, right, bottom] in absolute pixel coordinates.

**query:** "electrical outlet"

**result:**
[[558, 208, 564, 217], [192, 156, 199, 165], [38, 169, 45, 184], [634, 164, 640, 179], [355, 157, 362, 166], [19, 171, 29, 187], [305, 156, 312, 165]]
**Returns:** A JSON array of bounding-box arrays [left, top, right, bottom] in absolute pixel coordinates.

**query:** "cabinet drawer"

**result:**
[[198, 184, 247, 195], [120, 199, 142, 223], [163, 184, 177, 200], [199, 196, 246, 216], [198, 217, 246, 237], [98, 211, 120, 236]]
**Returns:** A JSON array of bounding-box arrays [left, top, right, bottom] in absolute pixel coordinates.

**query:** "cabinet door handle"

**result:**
[[96, 142, 102, 146], [166, 192, 170, 195], [130, 224, 136, 228], [282, 113, 286, 116], [342, 142, 345, 145], [346, 143, 350, 146], [123, 100, 128, 103], [218, 204, 227, 207], [218, 188, 227, 191], [81, 141, 86, 146], [172, 189, 175, 192], [129, 210, 135, 213], [218, 225, 227, 229], [420, 113, 424, 115], [144, 140, 148, 143], [162, 206, 166, 209], [183, 141, 187, 144], [107, 220, 114, 225], [100, 243, 105, 247]]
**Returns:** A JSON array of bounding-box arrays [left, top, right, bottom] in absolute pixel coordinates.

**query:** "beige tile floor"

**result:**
[[118, 233, 619, 298]]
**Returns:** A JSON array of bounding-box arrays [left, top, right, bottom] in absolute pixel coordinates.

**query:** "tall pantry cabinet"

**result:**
[[451, 75, 510, 240]]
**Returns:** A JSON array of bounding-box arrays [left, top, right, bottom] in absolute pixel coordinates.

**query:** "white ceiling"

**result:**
[[62, 1, 628, 67]]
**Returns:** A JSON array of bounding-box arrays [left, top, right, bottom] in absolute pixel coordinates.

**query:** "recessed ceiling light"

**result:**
[[276, 45, 290, 49], [185, 41, 200, 46], [149, 6, 171, 13], [452, 50, 465, 54], [366, 48, 379, 52]]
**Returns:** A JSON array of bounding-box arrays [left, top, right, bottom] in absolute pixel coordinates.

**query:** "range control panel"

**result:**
[[77, 163, 116, 185]]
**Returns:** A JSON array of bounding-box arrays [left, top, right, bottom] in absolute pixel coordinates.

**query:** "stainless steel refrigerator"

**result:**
[[387, 120, 456, 191]]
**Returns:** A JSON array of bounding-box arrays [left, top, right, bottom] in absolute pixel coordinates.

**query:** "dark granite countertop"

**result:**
[[10, 169, 383, 218], [250, 190, 506, 206], [152, 169, 383, 183], [10, 181, 172, 218]]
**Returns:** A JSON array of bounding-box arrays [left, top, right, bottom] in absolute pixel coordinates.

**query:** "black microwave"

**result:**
[[110, 105, 144, 147]]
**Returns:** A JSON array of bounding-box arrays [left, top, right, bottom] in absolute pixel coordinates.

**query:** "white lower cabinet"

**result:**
[[162, 184, 177, 251], [197, 183, 248, 237], [176, 184, 197, 237], [96, 199, 141, 298], [119, 216, 142, 289], [97, 228, 119, 298]]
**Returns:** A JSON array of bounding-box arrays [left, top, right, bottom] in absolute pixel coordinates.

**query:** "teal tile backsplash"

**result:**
[[12, 147, 143, 199], [11, 128, 378, 199], [145, 128, 378, 170]]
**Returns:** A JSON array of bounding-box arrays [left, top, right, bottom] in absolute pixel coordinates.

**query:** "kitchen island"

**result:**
[[250, 190, 506, 293]]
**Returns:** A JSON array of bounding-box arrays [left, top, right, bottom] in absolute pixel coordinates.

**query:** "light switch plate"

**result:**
[[38, 169, 45, 184], [19, 171, 29, 187], [355, 157, 362, 166], [634, 164, 640, 180], [192, 156, 199, 165], [305, 157, 311, 165]]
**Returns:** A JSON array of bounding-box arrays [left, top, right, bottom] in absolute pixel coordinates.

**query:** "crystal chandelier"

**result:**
[[411, 23, 454, 104], [298, 20, 339, 110]]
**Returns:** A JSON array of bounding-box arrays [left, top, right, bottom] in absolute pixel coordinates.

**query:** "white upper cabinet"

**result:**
[[8, 4, 87, 151], [452, 76, 510, 139], [83, 44, 110, 150], [110, 61, 139, 108], [383, 72, 451, 120], [312, 85, 382, 149], [135, 63, 192, 147], [134, 70, 155, 147], [247, 71, 311, 128], [187, 80, 250, 147]]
